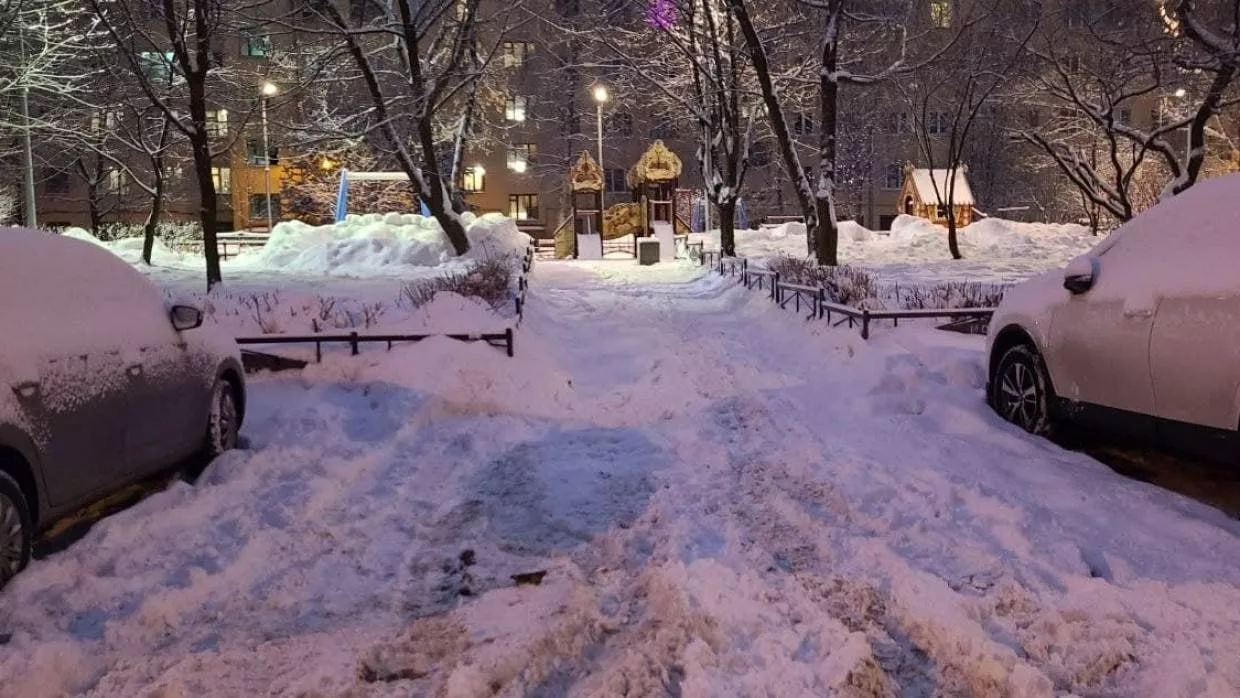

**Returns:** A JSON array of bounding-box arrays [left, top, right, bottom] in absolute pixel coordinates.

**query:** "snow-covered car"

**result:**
[[986, 174, 1240, 459], [0, 228, 245, 588]]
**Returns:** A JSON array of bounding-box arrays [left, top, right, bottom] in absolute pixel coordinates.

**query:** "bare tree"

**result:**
[[294, 0, 520, 255], [84, 0, 273, 288], [732, 0, 963, 265], [902, 1, 1034, 259], [1016, 1, 1239, 224]]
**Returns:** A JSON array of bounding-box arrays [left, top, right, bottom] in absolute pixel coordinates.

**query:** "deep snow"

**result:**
[[2, 261, 1238, 696], [694, 215, 1101, 284]]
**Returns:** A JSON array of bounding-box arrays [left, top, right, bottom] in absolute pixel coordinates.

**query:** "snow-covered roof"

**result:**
[[908, 168, 975, 206]]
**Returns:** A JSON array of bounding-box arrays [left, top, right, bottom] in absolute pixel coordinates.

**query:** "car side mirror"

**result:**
[[170, 304, 204, 331], [1063, 255, 1098, 295]]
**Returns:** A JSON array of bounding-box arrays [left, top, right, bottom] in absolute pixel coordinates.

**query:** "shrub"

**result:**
[[95, 220, 204, 245], [765, 254, 882, 308], [398, 257, 515, 310], [897, 282, 1008, 310]]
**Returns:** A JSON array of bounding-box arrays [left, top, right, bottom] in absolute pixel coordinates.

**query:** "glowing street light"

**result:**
[[259, 82, 279, 231], [593, 84, 608, 213], [592, 85, 609, 104], [1174, 87, 1187, 98]]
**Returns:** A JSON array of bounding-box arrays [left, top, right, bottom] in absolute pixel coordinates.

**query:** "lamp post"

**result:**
[[593, 85, 608, 212], [260, 81, 278, 232]]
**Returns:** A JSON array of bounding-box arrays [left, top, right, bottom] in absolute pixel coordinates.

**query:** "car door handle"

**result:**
[[127, 364, 143, 377], [1122, 308, 1154, 319]]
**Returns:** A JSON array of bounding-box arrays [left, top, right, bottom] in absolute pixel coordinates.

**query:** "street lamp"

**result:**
[[260, 81, 278, 231], [593, 85, 608, 210]]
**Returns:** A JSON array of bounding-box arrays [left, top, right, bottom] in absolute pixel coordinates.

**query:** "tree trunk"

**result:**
[[946, 214, 962, 259], [814, 13, 841, 267], [727, 0, 817, 246], [718, 199, 736, 256], [143, 171, 164, 265], [88, 185, 103, 235]]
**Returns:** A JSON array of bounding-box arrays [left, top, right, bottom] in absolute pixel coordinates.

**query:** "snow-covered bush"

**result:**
[[398, 257, 515, 310], [765, 254, 883, 307], [95, 220, 203, 245], [896, 282, 1009, 310]]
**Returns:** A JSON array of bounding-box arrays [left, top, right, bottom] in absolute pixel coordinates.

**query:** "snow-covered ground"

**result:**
[[693, 215, 1101, 284], [3, 261, 1238, 696]]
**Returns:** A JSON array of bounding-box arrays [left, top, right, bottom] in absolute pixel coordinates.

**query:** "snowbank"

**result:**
[[243, 212, 531, 276], [693, 215, 1100, 284], [60, 227, 194, 267], [398, 291, 508, 334]]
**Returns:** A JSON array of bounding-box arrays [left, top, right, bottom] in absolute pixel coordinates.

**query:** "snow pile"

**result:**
[[399, 291, 507, 334], [59, 227, 194, 266], [2, 264, 1240, 694], [693, 215, 1099, 284], [243, 212, 530, 276]]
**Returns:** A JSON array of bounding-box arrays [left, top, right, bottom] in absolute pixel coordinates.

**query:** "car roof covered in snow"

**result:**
[[1085, 173, 1240, 298], [0, 227, 168, 367]]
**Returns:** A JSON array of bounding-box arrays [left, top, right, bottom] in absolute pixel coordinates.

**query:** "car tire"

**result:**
[[205, 378, 240, 459], [0, 471, 32, 589], [990, 343, 1056, 437]]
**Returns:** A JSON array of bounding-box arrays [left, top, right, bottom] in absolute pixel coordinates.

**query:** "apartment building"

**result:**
[[28, 0, 1232, 235]]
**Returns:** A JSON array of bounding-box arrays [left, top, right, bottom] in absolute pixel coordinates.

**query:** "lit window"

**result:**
[[139, 51, 175, 82], [212, 167, 231, 194], [242, 33, 272, 57], [505, 95, 528, 122], [508, 193, 539, 220], [206, 109, 229, 137], [501, 42, 534, 68], [930, 0, 950, 28], [507, 144, 537, 172], [106, 169, 130, 197], [461, 166, 485, 192]]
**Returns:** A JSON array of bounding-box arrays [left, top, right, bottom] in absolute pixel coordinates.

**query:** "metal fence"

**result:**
[[703, 251, 995, 340]]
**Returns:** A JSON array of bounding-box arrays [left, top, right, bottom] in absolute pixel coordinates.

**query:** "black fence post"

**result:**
[[349, 331, 360, 356], [315, 341, 322, 363], [861, 310, 871, 340], [771, 272, 780, 302], [817, 287, 825, 319], [506, 327, 515, 357]]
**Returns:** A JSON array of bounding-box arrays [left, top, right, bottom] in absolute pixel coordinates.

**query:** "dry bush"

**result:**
[[765, 254, 882, 308], [897, 282, 1008, 310], [398, 258, 515, 310]]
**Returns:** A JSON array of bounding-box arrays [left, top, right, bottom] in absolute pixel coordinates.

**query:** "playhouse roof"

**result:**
[[907, 168, 975, 206]]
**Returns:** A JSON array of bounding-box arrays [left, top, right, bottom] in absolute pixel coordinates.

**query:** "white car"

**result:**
[[0, 228, 245, 588], [987, 174, 1240, 460]]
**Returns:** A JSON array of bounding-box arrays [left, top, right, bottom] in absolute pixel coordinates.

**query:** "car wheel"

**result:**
[[206, 379, 240, 458], [991, 343, 1055, 436], [0, 472, 32, 589]]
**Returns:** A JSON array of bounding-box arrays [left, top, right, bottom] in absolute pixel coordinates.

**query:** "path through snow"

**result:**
[[2, 261, 1239, 696]]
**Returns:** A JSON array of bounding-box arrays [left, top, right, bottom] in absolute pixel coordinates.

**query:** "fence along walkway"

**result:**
[[237, 245, 536, 372], [701, 251, 995, 340]]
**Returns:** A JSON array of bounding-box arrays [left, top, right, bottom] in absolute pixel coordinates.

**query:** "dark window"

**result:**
[[606, 112, 632, 137], [792, 112, 815, 136], [749, 140, 771, 167], [1118, 107, 1131, 124], [44, 170, 70, 194], [555, 0, 579, 16], [509, 193, 539, 220], [650, 120, 678, 139], [879, 214, 896, 230], [250, 193, 281, 219], [886, 111, 908, 134], [605, 168, 626, 192], [247, 138, 278, 165], [350, 0, 386, 23], [1025, 109, 1041, 128], [884, 163, 902, 190], [927, 110, 950, 135], [561, 108, 581, 135]]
